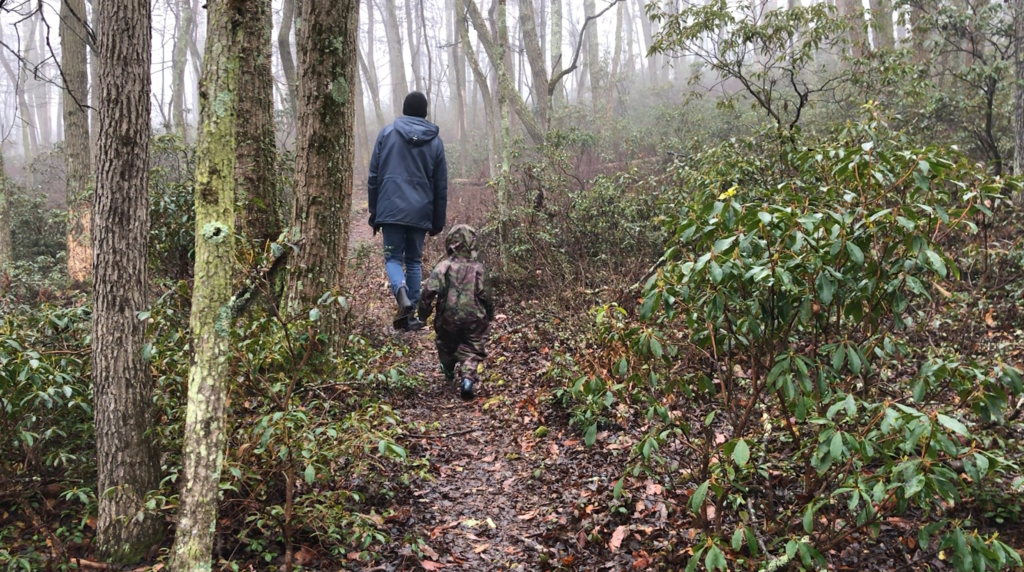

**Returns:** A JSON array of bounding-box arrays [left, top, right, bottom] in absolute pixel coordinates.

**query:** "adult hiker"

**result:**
[[367, 91, 449, 331]]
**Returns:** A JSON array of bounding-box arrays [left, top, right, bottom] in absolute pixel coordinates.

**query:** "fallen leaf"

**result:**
[[517, 509, 539, 520], [985, 308, 996, 327], [486, 517, 496, 529], [420, 560, 446, 570], [473, 543, 491, 554], [421, 544, 440, 560], [645, 482, 663, 496], [293, 546, 316, 565], [609, 525, 628, 552]]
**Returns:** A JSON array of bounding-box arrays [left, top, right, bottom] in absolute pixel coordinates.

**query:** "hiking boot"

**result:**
[[460, 378, 475, 400], [393, 286, 414, 330], [405, 317, 425, 331]]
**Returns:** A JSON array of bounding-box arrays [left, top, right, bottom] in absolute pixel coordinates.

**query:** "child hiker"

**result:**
[[417, 225, 494, 400]]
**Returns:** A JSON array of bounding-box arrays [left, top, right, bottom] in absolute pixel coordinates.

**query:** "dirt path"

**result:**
[[364, 320, 664, 572], [383, 331, 557, 571]]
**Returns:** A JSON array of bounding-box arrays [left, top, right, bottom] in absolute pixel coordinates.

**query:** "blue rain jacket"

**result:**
[[368, 116, 448, 233]]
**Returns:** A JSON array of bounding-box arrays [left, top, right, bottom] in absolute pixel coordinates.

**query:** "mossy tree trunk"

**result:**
[[284, 0, 359, 349], [62, 0, 93, 285], [93, 0, 163, 562], [237, 0, 281, 245], [168, 0, 243, 569], [0, 153, 11, 268]]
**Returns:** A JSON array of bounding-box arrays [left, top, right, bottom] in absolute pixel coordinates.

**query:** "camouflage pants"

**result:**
[[435, 326, 488, 382]]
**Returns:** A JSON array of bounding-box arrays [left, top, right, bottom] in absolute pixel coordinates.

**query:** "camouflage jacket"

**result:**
[[418, 225, 494, 331]]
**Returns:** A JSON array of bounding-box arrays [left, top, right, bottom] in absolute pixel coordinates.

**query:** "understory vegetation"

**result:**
[[3, 0, 1024, 568]]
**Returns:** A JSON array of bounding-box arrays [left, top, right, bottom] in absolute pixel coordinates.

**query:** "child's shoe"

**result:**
[[460, 378, 475, 400]]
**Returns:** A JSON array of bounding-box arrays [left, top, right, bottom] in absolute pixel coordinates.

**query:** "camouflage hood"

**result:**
[[445, 225, 478, 259]]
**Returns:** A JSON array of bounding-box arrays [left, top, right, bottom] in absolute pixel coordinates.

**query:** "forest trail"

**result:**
[[342, 182, 670, 571], [378, 326, 631, 572]]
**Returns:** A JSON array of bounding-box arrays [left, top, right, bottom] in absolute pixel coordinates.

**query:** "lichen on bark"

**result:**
[[168, 0, 243, 569]]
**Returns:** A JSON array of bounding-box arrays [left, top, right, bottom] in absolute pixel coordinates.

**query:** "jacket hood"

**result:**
[[394, 116, 439, 146], [446, 225, 477, 259]]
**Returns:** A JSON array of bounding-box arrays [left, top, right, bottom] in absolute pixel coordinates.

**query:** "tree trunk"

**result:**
[[93, 0, 162, 563], [608, 0, 623, 116], [1014, 0, 1024, 177], [89, 0, 100, 162], [364, 0, 386, 130], [448, 0, 468, 173], [62, 0, 93, 284], [584, 0, 600, 108], [840, 0, 866, 58], [385, 0, 409, 116], [0, 24, 35, 169], [19, 14, 39, 165], [406, 0, 423, 92], [237, 0, 281, 244], [355, 70, 370, 181], [465, 0, 545, 144], [279, 0, 299, 121], [519, 0, 549, 127], [0, 153, 10, 268], [551, 0, 565, 108], [168, 0, 242, 569], [868, 0, 894, 51], [358, 47, 386, 130], [36, 29, 53, 148], [459, 0, 497, 176], [172, 0, 193, 141], [284, 0, 359, 348], [634, 0, 656, 85]]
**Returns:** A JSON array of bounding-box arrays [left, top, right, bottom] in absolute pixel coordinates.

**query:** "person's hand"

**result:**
[[428, 227, 443, 237], [369, 213, 381, 236]]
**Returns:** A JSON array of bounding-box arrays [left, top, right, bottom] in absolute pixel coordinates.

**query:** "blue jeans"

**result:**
[[381, 225, 427, 306]]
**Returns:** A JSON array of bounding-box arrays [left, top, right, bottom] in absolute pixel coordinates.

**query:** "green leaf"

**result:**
[[650, 337, 664, 359], [830, 432, 844, 460], [304, 464, 315, 485], [803, 502, 817, 533], [690, 481, 709, 516], [733, 439, 750, 466], [831, 345, 846, 371], [709, 261, 723, 283], [847, 346, 862, 375], [613, 477, 624, 499], [924, 250, 947, 278], [732, 528, 745, 552], [936, 413, 969, 437], [713, 236, 737, 254], [816, 273, 834, 305], [584, 423, 598, 447], [686, 546, 706, 572], [846, 242, 864, 265], [705, 545, 727, 571], [309, 308, 321, 321]]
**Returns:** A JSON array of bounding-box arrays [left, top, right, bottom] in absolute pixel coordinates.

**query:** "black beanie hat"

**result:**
[[402, 91, 428, 118]]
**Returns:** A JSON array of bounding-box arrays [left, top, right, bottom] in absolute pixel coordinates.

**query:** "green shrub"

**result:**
[[557, 115, 1023, 571]]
